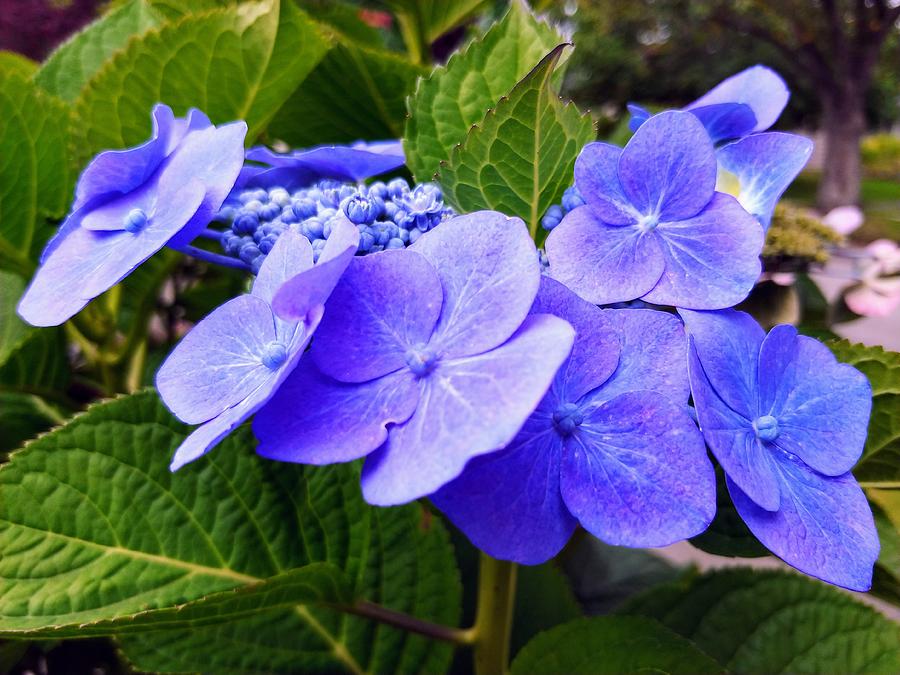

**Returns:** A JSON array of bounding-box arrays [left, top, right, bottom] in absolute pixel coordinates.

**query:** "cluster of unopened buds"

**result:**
[[16, 66, 880, 592]]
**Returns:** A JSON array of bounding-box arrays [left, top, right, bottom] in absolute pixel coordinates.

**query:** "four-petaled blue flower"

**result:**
[[156, 220, 359, 471], [18, 104, 247, 327], [629, 65, 790, 144], [253, 211, 576, 505], [546, 111, 764, 309], [682, 308, 878, 590], [240, 140, 405, 191], [432, 277, 716, 564]]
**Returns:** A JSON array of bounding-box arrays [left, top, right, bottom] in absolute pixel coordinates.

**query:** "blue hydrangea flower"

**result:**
[[716, 132, 813, 230], [156, 221, 359, 471], [681, 308, 878, 590], [431, 277, 715, 564], [546, 111, 764, 309], [240, 140, 405, 191], [18, 104, 246, 326], [629, 65, 789, 143], [253, 211, 576, 505]]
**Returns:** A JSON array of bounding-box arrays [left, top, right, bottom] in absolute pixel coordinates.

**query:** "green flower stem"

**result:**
[[472, 553, 518, 675]]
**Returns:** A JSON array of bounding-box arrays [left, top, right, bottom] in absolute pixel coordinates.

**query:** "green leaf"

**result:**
[[510, 616, 723, 674], [0, 391, 460, 674], [35, 0, 161, 102], [0, 328, 70, 394], [0, 272, 29, 366], [0, 392, 65, 456], [439, 44, 593, 235], [0, 72, 71, 272], [868, 489, 900, 605], [386, 0, 490, 63], [512, 562, 582, 656], [0, 51, 37, 78], [268, 41, 426, 146], [73, 0, 330, 160], [622, 568, 900, 674], [828, 341, 900, 485], [404, 0, 564, 181], [689, 465, 768, 558]]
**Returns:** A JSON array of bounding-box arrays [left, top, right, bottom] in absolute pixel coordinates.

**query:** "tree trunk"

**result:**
[[816, 87, 866, 212]]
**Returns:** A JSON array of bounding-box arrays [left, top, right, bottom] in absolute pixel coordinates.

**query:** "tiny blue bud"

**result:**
[[280, 206, 299, 224], [268, 187, 291, 207], [291, 198, 318, 220], [302, 217, 325, 240], [244, 199, 265, 213], [216, 205, 236, 222], [368, 181, 388, 199], [387, 177, 410, 199], [233, 211, 259, 235], [386, 237, 405, 249], [123, 208, 148, 234], [561, 186, 585, 212], [342, 195, 378, 225], [259, 202, 281, 221], [408, 228, 423, 244], [250, 254, 266, 275], [542, 204, 564, 231], [238, 190, 257, 205], [359, 231, 375, 252], [239, 242, 261, 264], [252, 188, 269, 203], [398, 228, 410, 244]]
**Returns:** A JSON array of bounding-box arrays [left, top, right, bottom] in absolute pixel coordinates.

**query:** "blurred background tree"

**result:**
[[550, 0, 900, 211]]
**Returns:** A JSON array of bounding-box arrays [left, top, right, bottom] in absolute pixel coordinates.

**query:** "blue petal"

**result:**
[[573, 142, 637, 225], [644, 192, 763, 309], [688, 103, 757, 144], [530, 277, 620, 401], [432, 412, 577, 565], [729, 452, 878, 591], [411, 211, 540, 359], [156, 294, 307, 425], [717, 132, 813, 229], [272, 222, 358, 321], [687, 65, 789, 133], [254, 360, 419, 465], [598, 308, 689, 403], [560, 390, 715, 547], [360, 314, 575, 505], [757, 325, 872, 476], [545, 206, 665, 306], [245, 140, 404, 186], [311, 249, 443, 383], [680, 308, 763, 417], [618, 111, 717, 221], [626, 103, 651, 132], [688, 332, 781, 511], [250, 230, 314, 305]]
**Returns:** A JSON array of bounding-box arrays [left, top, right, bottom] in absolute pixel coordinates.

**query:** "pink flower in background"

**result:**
[[822, 205, 864, 236], [845, 239, 900, 317]]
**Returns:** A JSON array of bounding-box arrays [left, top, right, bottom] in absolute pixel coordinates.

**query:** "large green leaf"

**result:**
[[439, 45, 593, 235], [0, 392, 65, 457], [35, 0, 161, 102], [868, 489, 900, 605], [0, 72, 71, 273], [404, 0, 564, 181], [0, 272, 29, 366], [510, 616, 722, 674], [73, 0, 330, 160], [268, 41, 426, 146], [829, 341, 900, 485], [0, 392, 460, 673], [622, 568, 900, 674], [386, 0, 490, 63]]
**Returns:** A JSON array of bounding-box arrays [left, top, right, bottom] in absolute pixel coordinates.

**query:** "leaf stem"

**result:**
[[471, 553, 518, 675], [342, 600, 476, 645]]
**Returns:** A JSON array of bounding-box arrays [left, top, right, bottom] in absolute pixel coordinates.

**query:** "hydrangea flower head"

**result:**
[[432, 278, 716, 564], [18, 104, 246, 326], [546, 111, 764, 309], [156, 221, 359, 471], [254, 211, 576, 505], [241, 140, 405, 190], [629, 65, 789, 143], [682, 308, 878, 590]]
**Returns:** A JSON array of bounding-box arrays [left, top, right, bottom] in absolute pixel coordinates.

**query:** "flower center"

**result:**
[[261, 341, 288, 370], [405, 344, 438, 377], [753, 414, 779, 442], [552, 402, 584, 437], [123, 208, 148, 234], [637, 213, 659, 233]]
